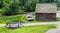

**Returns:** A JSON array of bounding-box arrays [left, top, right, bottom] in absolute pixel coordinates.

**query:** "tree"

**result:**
[[56, 0, 60, 3], [24, 0, 39, 12], [46, 0, 55, 3], [2, 0, 20, 16], [0, 0, 3, 8], [9, 0, 19, 14]]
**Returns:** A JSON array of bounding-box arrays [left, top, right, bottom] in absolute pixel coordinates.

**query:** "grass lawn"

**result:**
[[0, 15, 60, 24], [0, 15, 22, 24], [56, 17, 60, 21], [0, 14, 36, 24], [0, 24, 56, 33]]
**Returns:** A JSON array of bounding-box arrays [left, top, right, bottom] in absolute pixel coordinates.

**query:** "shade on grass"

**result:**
[[0, 15, 22, 24], [0, 14, 35, 24], [0, 24, 56, 33], [0, 14, 59, 24]]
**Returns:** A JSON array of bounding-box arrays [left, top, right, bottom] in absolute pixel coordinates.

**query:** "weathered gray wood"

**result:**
[[36, 16, 56, 21], [35, 3, 57, 13]]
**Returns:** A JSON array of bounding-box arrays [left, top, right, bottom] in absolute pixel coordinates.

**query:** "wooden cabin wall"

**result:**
[[36, 13, 56, 21]]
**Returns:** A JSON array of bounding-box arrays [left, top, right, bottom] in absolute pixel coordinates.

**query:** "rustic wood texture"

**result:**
[[35, 3, 57, 13], [36, 13, 56, 21]]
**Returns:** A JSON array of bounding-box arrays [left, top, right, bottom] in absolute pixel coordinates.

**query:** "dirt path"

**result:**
[[0, 21, 60, 27], [0, 24, 6, 27], [24, 21, 60, 26], [0, 21, 60, 33]]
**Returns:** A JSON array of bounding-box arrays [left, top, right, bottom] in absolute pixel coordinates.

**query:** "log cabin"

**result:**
[[35, 3, 57, 21]]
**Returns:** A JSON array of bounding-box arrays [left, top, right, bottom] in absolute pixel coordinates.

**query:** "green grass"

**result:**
[[56, 17, 60, 21], [0, 9, 3, 14], [0, 24, 56, 33], [0, 15, 30, 24], [0, 14, 28, 24], [0, 15, 22, 24], [0, 14, 60, 24]]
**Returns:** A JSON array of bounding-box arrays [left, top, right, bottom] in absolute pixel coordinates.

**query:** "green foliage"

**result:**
[[39, 0, 56, 3], [24, 0, 39, 12], [0, 0, 59, 15], [0, 0, 3, 8], [57, 3, 60, 10], [2, 0, 20, 16], [56, 0, 60, 3], [0, 25, 56, 33], [9, 0, 19, 14], [0, 9, 3, 14], [57, 3, 60, 7], [46, 0, 56, 3]]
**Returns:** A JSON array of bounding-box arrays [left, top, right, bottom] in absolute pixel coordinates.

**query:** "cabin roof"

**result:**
[[35, 3, 57, 13]]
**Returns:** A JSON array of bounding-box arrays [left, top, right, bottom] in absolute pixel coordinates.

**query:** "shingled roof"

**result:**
[[35, 3, 57, 13]]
